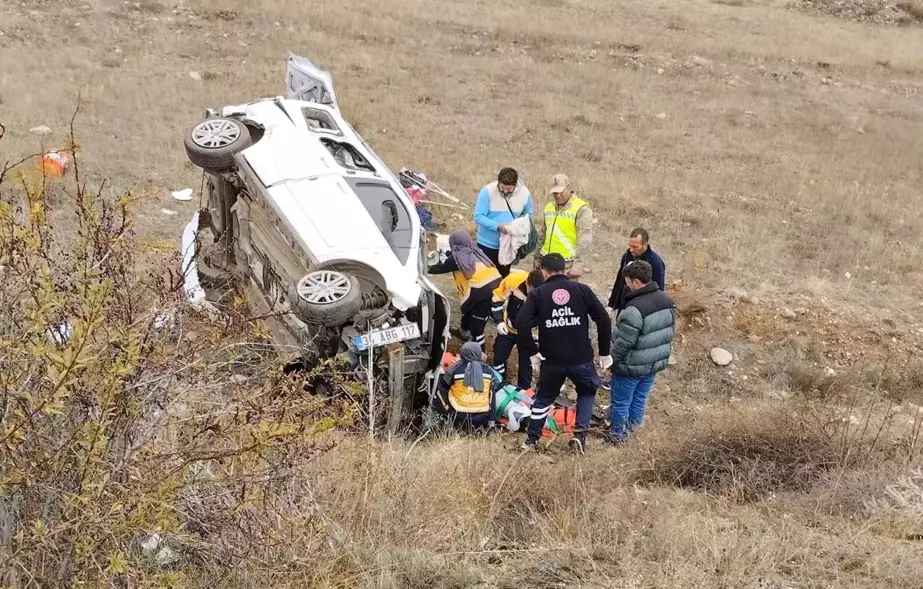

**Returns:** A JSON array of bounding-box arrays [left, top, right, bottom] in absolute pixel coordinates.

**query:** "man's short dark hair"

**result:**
[[498, 167, 518, 186], [526, 270, 545, 288], [624, 260, 653, 284], [541, 253, 566, 273], [629, 227, 649, 244]]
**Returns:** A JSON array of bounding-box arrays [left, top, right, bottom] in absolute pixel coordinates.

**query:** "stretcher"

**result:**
[[438, 352, 577, 438]]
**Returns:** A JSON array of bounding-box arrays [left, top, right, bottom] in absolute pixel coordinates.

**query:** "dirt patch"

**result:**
[[792, 0, 923, 25]]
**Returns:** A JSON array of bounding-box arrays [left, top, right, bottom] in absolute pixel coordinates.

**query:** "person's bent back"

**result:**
[[434, 342, 503, 429]]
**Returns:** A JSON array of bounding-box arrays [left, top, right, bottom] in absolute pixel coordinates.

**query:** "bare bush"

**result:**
[[0, 117, 349, 587], [633, 406, 855, 502], [865, 468, 923, 534]]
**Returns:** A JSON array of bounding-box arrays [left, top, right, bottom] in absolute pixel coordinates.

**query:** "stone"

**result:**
[[844, 271, 852, 280], [727, 287, 749, 302], [29, 125, 52, 136], [657, 68, 665, 74], [188, 71, 202, 81], [748, 334, 761, 343], [710, 347, 733, 366], [668, 355, 677, 366], [655, 112, 667, 120], [782, 308, 797, 320], [823, 366, 836, 377], [687, 55, 712, 67], [795, 307, 808, 315]]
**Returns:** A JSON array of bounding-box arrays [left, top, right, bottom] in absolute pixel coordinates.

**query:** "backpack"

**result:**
[[504, 199, 539, 260]]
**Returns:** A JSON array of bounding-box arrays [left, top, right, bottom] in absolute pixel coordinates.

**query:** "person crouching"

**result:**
[[434, 342, 504, 430]]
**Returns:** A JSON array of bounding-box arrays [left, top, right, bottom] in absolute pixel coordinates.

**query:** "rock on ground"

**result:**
[[710, 347, 733, 366]]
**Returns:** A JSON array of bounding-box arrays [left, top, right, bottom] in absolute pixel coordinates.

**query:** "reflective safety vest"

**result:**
[[540, 196, 588, 260], [491, 270, 529, 334], [453, 261, 502, 310], [447, 373, 493, 414]]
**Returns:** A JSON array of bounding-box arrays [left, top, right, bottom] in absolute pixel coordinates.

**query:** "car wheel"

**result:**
[[292, 269, 363, 327], [184, 117, 252, 172]]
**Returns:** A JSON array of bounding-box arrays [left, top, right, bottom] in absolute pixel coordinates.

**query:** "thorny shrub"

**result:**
[[633, 406, 857, 502], [0, 118, 352, 588]]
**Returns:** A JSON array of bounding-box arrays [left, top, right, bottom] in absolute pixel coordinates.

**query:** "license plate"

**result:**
[[353, 322, 421, 351]]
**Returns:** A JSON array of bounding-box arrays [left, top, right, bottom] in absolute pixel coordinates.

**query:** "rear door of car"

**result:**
[[285, 53, 338, 109]]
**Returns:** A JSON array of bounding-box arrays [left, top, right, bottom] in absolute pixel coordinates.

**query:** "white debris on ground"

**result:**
[[171, 188, 193, 201]]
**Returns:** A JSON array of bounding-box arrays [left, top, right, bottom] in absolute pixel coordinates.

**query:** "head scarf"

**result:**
[[449, 229, 494, 279], [459, 341, 485, 392]]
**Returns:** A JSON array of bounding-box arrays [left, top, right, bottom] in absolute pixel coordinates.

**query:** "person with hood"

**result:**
[[433, 341, 503, 429], [473, 167, 534, 277], [428, 229, 503, 347]]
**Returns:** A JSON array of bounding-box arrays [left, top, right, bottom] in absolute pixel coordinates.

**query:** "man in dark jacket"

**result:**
[[516, 253, 612, 453], [607, 260, 676, 443], [607, 228, 666, 313]]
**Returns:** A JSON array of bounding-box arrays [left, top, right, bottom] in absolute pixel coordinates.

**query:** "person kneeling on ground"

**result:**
[[490, 269, 545, 390], [606, 259, 676, 444], [428, 229, 503, 347], [434, 342, 504, 430]]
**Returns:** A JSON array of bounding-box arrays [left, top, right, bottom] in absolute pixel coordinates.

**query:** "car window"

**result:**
[[344, 179, 414, 264], [320, 138, 375, 173]]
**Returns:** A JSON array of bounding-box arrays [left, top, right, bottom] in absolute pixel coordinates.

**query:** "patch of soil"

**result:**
[[791, 0, 923, 25]]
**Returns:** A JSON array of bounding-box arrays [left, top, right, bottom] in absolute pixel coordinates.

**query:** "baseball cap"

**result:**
[[541, 253, 567, 272], [549, 173, 570, 194]]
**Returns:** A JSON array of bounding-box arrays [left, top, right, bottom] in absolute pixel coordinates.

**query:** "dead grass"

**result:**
[[3, 0, 923, 586], [182, 407, 923, 587], [633, 405, 850, 502]]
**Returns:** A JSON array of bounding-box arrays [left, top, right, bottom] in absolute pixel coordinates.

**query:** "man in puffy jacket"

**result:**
[[607, 259, 676, 443]]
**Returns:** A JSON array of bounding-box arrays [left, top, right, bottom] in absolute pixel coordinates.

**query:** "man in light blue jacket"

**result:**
[[473, 167, 533, 277]]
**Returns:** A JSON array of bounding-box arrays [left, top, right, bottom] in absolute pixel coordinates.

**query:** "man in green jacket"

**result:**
[[606, 260, 676, 443]]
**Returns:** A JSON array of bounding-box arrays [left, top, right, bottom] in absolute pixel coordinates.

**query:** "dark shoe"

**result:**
[[602, 433, 628, 446], [520, 439, 538, 452], [450, 327, 473, 341]]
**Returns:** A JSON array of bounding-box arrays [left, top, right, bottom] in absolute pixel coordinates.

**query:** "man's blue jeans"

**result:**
[[609, 373, 656, 439]]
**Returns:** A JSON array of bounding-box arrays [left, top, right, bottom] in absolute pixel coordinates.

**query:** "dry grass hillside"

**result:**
[[2, 0, 923, 587]]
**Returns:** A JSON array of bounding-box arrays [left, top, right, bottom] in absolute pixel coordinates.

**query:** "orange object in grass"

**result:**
[[39, 151, 69, 178]]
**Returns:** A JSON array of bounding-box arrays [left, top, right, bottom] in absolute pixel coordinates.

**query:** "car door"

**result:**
[[285, 53, 338, 109]]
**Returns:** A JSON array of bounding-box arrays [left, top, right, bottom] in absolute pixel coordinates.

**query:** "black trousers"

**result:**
[[459, 298, 492, 348], [477, 244, 511, 278], [526, 361, 600, 444], [492, 333, 533, 390]]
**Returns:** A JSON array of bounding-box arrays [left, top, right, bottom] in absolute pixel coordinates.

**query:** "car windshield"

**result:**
[[344, 178, 414, 265]]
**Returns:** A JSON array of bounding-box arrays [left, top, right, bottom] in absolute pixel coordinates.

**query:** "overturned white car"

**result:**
[[180, 53, 450, 426]]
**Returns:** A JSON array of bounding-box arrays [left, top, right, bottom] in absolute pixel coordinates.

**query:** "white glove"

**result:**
[[530, 353, 545, 373], [496, 322, 509, 336], [598, 355, 613, 371]]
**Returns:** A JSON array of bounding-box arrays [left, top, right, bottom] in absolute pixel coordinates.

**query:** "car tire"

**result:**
[[184, 117, 252, 172], [291, 269, 363, 327]]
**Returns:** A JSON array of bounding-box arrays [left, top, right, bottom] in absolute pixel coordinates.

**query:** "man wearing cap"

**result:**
[[515, 253, 612, 453], [535, 174, 593, 280]]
